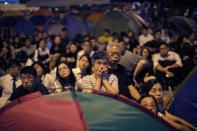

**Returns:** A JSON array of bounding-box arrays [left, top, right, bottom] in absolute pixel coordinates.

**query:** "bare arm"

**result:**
[[102, 79, 119, 95], [156, 64, 168, 73], [94, 78, 102, 92], [165, 111, 196, 130], [133, 59, 147, 79], [128, 85, 141, 101]]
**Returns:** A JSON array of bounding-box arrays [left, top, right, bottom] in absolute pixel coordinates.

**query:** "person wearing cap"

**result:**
[[8, 66, 49, 101]]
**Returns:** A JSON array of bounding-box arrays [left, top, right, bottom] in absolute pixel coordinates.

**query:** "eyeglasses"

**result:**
[[110, 51, 121, 56], [20, 75, 34, 80], [141, 103, 157, 110]]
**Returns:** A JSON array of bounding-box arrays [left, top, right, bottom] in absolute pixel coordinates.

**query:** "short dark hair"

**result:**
[[104, 29, 111, 33], [159, 42, 169, 48], [153, 29, 161, 35], [91, 51, 108, 65], [82, 40, 92, 46], [138, 95, 159, 113], [16, 51, 28, 63], [20, 66, 37, 77], [7, 59, 20, 69]]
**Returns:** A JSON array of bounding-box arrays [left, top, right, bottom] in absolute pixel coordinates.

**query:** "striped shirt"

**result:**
[[81, 74, 118, 93]]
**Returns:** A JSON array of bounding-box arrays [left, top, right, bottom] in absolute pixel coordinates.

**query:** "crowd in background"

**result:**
[[0, 2, 197, 130]]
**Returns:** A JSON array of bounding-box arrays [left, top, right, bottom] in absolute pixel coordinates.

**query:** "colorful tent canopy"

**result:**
[[26, 0, 110, 7], [0, 91, 173, 131], [44, 15, 93, 40], [169, 66, 197, 126], [87, 11, 105, 24]]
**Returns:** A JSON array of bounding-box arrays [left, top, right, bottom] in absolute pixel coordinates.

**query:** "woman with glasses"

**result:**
[[52, 62, 75, 94], [140, 77, 196, 131]]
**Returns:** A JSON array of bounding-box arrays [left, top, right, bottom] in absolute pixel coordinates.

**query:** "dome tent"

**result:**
[[93, 11, 143, 38], [168, 16, 197, 35], [0, 91, 174, 131], [169, 66, 197, 126]]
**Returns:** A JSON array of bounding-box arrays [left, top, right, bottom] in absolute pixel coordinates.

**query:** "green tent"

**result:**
[[93, 11, 145, 38]]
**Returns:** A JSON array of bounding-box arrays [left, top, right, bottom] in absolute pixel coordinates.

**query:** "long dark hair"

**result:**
[[79, 54, 92, 75], [56, 61, 75, 88], [140, 79, 159, 96], [140, 47, 152, 60], [32, 61, 48, 76]]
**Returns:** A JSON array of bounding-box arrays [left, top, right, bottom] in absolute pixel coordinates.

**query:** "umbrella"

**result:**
[[0, 91, 174, 131], [169, 66, 197, 126], [168, 16, 197, 35], [93, 11, 141, 39]]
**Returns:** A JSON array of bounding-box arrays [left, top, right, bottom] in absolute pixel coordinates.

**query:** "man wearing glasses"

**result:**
[[8, 66, 49, 101], [107, 42, 141, 101]]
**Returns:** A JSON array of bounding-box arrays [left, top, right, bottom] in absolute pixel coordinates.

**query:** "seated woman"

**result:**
[[32, 61, 48, 83], [34, 38, 50, 64], [72, 54, 92, 91], [139, 78, 196, 131], [81, 51, 119, 95], [52, 62, 75, 93]]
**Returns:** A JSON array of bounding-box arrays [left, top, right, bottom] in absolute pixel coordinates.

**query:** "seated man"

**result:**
[[8, 66, 49, 101], [107, 42, 141, 100], [153, 42, 183, 91], [0, 59, 22, 107], [81, 51, 119, 95]]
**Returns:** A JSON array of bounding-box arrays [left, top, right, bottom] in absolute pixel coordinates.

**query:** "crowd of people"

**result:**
[[0, 3, 197, 131]]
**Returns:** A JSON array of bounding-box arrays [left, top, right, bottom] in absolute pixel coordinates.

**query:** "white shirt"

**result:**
[[0, 74, 22, 107], [138, 34, 154, 46], [72, 68, 83, 90], [152, 51, 183, 69], [34, 47, 50, 62]]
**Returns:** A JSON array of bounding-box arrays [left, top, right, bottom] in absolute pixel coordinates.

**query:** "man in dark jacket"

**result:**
[[8, 66, 49, 101]]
